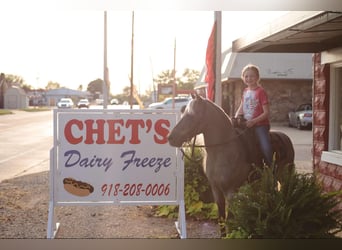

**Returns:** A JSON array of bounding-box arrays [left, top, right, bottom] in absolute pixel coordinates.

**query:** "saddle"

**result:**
[[231, 116, 264, 167]]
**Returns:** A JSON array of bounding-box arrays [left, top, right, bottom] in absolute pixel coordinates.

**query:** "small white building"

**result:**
[[4, 86, 28, 109]]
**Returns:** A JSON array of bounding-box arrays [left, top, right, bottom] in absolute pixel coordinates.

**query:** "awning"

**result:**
[[232, 11, 342, 53], [222, 52, 312, 80], [195, 49, 312, 89]]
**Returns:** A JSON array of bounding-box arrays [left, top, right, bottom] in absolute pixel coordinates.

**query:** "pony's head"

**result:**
[[168, 93, 208, 147]]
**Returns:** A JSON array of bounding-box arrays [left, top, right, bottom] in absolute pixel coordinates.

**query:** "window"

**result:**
[[164, 99, 172, 104], [321, 62, 342, 165]]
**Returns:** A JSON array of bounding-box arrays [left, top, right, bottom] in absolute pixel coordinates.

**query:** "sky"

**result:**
[[0, 10, 288, 95]]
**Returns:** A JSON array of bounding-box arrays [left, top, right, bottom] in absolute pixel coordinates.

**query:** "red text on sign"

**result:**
[[101, 183, 171, 197], [64, 118, 170, 145]]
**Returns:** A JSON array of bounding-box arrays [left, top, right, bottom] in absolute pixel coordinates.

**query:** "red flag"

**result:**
[[205, 21, 216, 101]]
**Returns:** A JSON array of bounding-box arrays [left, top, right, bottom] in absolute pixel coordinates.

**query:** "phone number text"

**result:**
[[101, 183, 171, 197]]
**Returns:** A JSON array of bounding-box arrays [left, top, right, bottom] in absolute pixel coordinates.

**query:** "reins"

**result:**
[[179, 126, 250, 163]]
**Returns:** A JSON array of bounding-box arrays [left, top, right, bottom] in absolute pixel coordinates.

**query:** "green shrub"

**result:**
[[226, 167, 342, 238], [154, 146, 218, 220]]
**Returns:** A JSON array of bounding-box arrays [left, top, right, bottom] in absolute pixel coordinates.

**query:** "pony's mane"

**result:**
[[204, 99, 232, 124]]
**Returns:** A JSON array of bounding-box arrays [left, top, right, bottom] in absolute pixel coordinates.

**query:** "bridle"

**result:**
[[179, 126, 250, 163], [177, 98, 250, 163]]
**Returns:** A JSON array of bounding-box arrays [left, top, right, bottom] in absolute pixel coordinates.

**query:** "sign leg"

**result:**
[[175, 199, 187, 239]]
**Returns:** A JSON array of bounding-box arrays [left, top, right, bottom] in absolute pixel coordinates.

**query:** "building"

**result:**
[[0, 73, 9, 108], [4, 86, 28, 109]]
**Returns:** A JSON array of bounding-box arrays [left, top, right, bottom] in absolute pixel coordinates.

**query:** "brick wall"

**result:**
[[313, 53, 342, 209], [312, 52, 329, 169]]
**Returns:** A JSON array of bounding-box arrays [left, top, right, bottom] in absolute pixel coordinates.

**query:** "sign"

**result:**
[[47, 109, 186, 238]]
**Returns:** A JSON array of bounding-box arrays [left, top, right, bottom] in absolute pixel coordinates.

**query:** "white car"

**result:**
[[77, 99, 90, 108], [148, 96, 190, 110], [110, 98, 119, 105], [57, 98, 74, 108], [288, 103, 312, 130]]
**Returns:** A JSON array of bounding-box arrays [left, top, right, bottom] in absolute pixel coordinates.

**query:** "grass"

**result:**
[[0, 109, 13, 115], [20, 107, 51, 112], [0, 107, 51, 115]]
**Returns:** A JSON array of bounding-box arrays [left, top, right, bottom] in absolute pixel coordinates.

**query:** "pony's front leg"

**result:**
[[211, 186, 226, 237]]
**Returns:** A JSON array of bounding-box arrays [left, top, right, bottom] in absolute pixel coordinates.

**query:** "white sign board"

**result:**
[[47, 109, 186, 238]]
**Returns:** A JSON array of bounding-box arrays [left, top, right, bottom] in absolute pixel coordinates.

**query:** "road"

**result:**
[[0, 110, 53, 182], [0, 110, 313, 183]]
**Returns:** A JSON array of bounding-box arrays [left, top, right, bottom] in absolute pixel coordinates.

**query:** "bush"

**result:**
[[154, 146, 218, 220], [226, 167, 342, 238]]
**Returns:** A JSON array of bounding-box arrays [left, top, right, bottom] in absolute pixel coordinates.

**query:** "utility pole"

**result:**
[[130, 11, 134, 109], [172, 38, 176, 109], [103, 11, 108, 109]]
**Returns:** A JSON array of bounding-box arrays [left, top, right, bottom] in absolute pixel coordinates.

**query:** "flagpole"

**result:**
[[214, 11, 222, 106], [172, 37, 176, 109]]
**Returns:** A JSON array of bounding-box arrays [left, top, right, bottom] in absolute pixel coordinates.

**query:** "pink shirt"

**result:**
[[242, 86, 270, 126]]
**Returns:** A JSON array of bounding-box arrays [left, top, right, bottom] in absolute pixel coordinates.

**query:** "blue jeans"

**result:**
[[254, 125, 273, 166]]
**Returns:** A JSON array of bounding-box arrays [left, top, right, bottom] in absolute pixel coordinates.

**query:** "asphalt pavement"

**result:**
[[272, 124, 313, 174]]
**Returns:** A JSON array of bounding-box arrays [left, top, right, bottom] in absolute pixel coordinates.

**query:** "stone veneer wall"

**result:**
[[313, 53, 342, 209]]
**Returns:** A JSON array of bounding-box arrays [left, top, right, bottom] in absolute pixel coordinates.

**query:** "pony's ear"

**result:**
[[191, 92, 204, 100], [195, 92, 203, 100]]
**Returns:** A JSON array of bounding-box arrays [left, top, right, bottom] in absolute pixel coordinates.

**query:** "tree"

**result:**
[[2, 73, 35, 92], [45, 81, 60, 90], [154, 68, 200, 90], [122, 86, 131, 96], [87, 78, 103, 95], [178, 68, 200, 90], [4, 74, 24, 86], [20, 83, 34, 93], [153, 69, 180, 85]]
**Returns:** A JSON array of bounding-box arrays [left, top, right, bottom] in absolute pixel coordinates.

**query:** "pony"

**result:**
[[167, 93, 294, 236]]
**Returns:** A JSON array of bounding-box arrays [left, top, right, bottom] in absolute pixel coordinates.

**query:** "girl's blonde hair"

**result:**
[[241, 64, 260, 82]]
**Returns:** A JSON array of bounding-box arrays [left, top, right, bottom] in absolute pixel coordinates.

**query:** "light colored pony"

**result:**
[[168, 93, 294, 235]]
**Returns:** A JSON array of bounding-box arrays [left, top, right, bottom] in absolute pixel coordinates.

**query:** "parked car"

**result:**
[[288, 103, 312, 130], [77, 99, 90, 108], [147, 96, 191, 110], [110, 98, 119, 105], [95, 99, 104, 105], [57, 98, 74, 108]]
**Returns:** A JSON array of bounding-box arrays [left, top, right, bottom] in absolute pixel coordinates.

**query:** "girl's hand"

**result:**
[[246, 119, 256, 128]]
